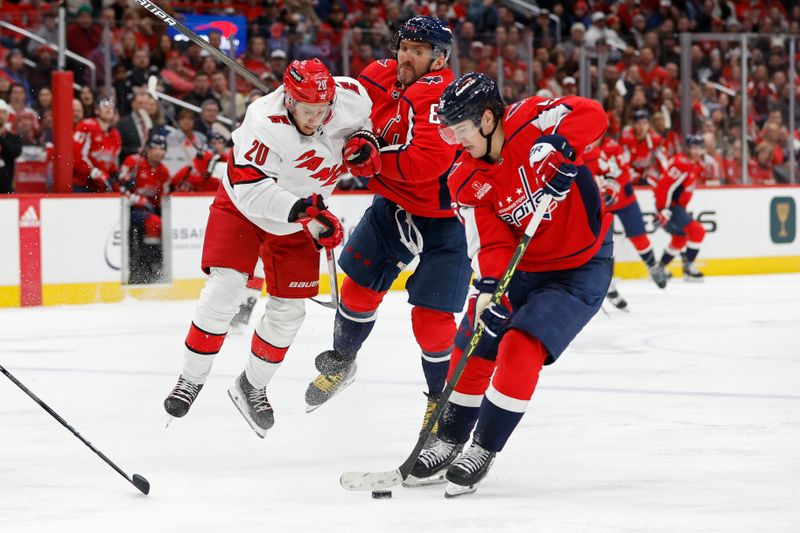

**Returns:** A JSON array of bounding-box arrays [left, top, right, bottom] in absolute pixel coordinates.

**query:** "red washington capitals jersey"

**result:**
[[619, 127, 665, 184], [583, 137, 636, 212], [119, 154, 172, 207], [358, 59, 457, 218], [449, 96, 612, 279], [655, 153, 701, 211], [73, 118, 121, 190]]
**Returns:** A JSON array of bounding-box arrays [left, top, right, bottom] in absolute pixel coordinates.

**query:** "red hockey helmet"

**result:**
[[283, 59, 335, 105]]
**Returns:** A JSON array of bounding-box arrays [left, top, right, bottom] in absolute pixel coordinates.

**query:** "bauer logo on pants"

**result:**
[[770, 197, 795, 244]]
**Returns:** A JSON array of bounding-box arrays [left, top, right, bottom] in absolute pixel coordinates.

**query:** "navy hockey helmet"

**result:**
[[392, 16, 452, 60], [685, 134, 704, 147], [438, 73, 505, 128], [632, 109, 650, 122], [146, 134, 167, 150]]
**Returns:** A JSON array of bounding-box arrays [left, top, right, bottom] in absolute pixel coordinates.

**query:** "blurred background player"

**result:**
[[409, 73, 612, 496], [168, 132, 227, 193], [655, 134, 707, 281], [304, 18, 472, 442], [163, 59, 373, 438], [584, 135, 668, 310], [118, 134, 171, 283], [72, 96, 121, 193], [620, 110, 665, 186]]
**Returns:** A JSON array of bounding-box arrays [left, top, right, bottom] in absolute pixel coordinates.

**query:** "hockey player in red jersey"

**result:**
[[163, 59, 373, 437], [72, 97, 121, 193], [584, 136, 668, 310], [169, 132, 228, 193], [655, 134, 707, 280], [304, 18, 472, 432], [119, 135, 172, 283], [619, 109, 666, 185], [409, 73, 613, 496]]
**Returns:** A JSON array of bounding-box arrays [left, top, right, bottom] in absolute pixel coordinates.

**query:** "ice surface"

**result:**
[[1, 274, 799, 532]]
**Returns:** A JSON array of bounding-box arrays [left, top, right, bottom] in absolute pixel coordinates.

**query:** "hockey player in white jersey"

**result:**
[[163, 59, 377, 437]]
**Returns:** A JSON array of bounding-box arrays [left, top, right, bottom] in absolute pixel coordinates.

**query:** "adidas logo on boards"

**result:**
[[19, 205, 40, 228]]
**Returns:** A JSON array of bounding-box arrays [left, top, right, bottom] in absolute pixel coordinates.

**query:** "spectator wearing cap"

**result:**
[[67, 5, 102, 58], [562, 22, 586, 58], [567, 1, 591, 31], [28, 46, 57, 96], [263, 49, 288, 91], [561, 76, 578, 97], [0, 99, 24, 193], [585, 12, 626, 50], [161, 51, 195, 99]]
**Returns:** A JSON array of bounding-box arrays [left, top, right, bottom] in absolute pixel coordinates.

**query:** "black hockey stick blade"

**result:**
[[339, 195, 554, 491], [132, 474, 151, 495]]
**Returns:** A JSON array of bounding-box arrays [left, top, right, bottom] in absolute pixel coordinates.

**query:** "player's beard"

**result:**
[[397, 61, 426, 87]]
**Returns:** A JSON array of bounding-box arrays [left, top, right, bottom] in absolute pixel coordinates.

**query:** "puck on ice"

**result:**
[[371, 490, 392, 499]]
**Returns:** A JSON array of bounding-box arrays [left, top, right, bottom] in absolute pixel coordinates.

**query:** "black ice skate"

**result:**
[[683, 261, 704, 282], [403, 437, 463, 488], [228, 372, 274, 438], [304, 350, 357, 413], [444, 442, 496, 498], [648, 264, 668, 289], [164, 375, 204, 424], [606, 287, 629, 312], [229, 296, 258, 334]]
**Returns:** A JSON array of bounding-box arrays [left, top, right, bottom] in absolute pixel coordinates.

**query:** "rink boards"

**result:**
[[0, 187, 798, 307]]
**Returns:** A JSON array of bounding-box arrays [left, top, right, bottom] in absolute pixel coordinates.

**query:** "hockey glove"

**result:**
[[466, 277, 512, 356], [89, 168, 112, 191], [600, 178, 621, 207], [528, 134, 578, 201], [288, 194, 344, 250], [128, 193, 154, 211], [343, 130, 382, 178], [656, 208, 672, 227]]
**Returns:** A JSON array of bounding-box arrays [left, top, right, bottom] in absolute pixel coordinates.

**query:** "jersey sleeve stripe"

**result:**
[[358, 74, 387, 93], [229, 162, 271, 186]]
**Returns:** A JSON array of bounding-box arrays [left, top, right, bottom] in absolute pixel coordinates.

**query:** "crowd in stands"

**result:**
[[0, 0, 798, 194]]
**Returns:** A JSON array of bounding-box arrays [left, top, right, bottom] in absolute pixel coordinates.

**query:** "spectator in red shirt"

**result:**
[[161, 52, 194, 99], [748, 142, 776, 185], [67, 5, 102, 58]]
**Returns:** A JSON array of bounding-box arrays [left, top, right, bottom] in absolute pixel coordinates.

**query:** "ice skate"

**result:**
[[304, 350, 357, 412], [605, 283, 629, 312], [683, 261, 704, 282], [444, 442, 496, 498], [229, 296, 258, 334], [403, 437, 462, 488], [648, 264, 668, 288], [164, 375, 203, 425], [228, 372, 274, 438]]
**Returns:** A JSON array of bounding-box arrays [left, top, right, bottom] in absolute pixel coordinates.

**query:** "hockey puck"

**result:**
[[371, 490, 392, 499]]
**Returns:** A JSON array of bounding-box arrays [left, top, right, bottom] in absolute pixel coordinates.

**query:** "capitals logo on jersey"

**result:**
[[497, 166, 556, 227], [418, 75, 444, 85]]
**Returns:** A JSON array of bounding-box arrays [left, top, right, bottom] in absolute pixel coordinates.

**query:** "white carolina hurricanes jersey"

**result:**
[[223, 76, 372, 235]]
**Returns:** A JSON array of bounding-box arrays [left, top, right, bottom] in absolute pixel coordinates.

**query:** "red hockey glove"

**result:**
[[528, 135, 578, 201], [343, 130, 382, 178], [656, 208, 672, 227], [600, 178, 621, 207], [89, 168, 111, 191], [128, 193, 154, 211], [289, 194, 344, 250]]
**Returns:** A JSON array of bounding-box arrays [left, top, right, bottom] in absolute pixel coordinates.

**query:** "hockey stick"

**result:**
[[310, 248, 340, 309], [136, 0, 270, 95], [339, 194, 554, 491], [0, 365, 150, 495]]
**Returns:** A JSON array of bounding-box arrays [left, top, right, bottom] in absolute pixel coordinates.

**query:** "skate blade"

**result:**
[[683, 276, 704, 283], [165, 415, 176, 428], [444, 481, 477, 498], [304, 370, 357, 414], [402, 473, 447, 488], [227, 387, 268, 439]]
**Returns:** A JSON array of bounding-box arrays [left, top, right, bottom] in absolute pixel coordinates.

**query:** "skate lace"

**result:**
[[418, 439, 455, 469], [421, 396, 439, 433], [313, 369, 345, 393], [457, 445, 491, 475], [171, 377, 200, 403], [248, 388, 272, 413]]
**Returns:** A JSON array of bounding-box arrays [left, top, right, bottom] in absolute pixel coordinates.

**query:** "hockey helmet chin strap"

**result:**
[[480, 111, 501, 161]]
